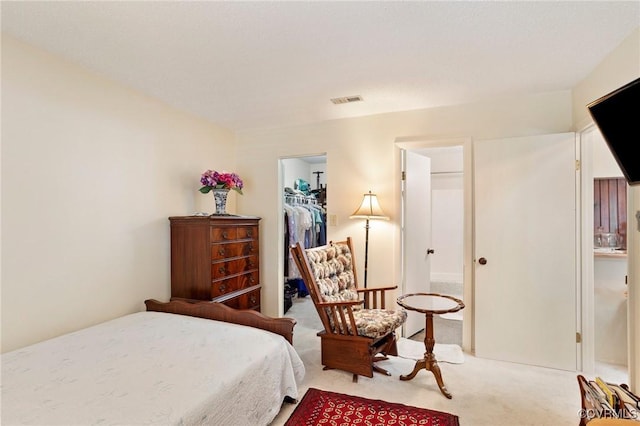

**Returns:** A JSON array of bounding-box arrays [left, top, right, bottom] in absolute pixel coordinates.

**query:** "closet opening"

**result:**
[[280, 155, 327, 315]]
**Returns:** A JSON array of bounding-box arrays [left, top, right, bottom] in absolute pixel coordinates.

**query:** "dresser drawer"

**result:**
[[237, 226, 258, 240], [210, 225, 258, 242], [235, 288, 260, 310], [211, 255, 258, 279], [210, 227, 238, 242], [217, 288, 260, 310], [211, 271, 259, 298], [211, 241, 258, 260]]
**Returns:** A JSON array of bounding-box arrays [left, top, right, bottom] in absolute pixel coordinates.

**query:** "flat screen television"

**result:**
[[587, 77, 640, 185]]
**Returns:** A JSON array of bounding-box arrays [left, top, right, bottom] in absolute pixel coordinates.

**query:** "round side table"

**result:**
[[396, 292, 465, 399]]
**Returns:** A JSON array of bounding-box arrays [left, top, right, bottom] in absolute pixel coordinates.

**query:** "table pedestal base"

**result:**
[[400, 353, 451, 399], [399, 312, 452, 399]]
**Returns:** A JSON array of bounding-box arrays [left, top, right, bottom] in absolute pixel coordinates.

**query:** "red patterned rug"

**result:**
[[285, 387, 460, 426]]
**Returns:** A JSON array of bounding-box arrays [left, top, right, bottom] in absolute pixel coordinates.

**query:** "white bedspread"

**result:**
[[1, 311, 305, 425]]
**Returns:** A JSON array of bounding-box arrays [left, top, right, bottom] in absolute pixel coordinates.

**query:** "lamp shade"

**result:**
[[350, 191, 389, 220]]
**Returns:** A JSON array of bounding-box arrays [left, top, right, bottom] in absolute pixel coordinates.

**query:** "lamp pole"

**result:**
[[363, 218, 370, 288], [350, 190, 389, 290]]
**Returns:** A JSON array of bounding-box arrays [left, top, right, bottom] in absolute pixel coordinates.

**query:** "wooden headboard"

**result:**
[[144, 299, 296, 345]]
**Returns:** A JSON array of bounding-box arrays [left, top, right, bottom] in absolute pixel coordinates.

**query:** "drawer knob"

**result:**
[[218, 248, 226, 256], [219, 284, 227, 293], [218, 266, 227, 275], [247, 229, 253, 237], [222, 231, 229, 239], [249, 276, 256, 284]]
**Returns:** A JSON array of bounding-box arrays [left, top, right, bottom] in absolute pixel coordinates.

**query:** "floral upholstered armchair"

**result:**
[[291, 237, 407, 382]]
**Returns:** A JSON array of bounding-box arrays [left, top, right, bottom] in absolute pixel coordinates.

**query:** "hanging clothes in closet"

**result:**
[[284, 188, 326, 297]]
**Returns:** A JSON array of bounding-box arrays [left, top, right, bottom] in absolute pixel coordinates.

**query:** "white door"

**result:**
[[474, 133, 577, 370], [403, 150, 433, 337]]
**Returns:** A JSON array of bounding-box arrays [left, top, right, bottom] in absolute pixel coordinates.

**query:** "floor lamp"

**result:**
[[350, 191, 389, 288]]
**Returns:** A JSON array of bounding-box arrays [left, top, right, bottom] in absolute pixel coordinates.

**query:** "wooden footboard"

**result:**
[[144, 299, 296, 344]]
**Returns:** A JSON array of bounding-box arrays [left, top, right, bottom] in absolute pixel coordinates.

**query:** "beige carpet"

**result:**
[[397, 337, 464, 364], [271, 296, 628, 426]]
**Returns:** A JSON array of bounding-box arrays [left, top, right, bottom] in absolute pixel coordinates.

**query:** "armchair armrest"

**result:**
[[356, 285, 398, 309], [316, 300, 363, 307], [356, 285, 398, 293], [315, 300, 361, 336]]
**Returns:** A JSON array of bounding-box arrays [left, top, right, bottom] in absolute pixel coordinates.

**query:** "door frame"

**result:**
[[579, 124, 596, 374], [395, 137, 473, 353]]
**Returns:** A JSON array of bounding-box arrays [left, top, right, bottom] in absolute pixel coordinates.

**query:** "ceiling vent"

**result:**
[[330, 95, 363, 105]]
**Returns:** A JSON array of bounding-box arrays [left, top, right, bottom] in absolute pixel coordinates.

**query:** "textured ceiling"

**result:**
[[2, 1, 639, 132]]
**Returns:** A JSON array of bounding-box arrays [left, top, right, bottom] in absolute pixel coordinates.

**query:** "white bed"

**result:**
[[1, 300, 305, 425]]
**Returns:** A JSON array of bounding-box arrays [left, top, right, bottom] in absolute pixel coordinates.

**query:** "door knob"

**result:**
[[427, 248, 435, 255], [478, 257, 487, 265]]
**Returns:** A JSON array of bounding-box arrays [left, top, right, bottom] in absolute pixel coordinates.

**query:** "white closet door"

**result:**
[[474, 133, 578, 370]]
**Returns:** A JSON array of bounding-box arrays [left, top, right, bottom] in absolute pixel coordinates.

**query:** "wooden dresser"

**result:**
[[169, 215, 261, 311]]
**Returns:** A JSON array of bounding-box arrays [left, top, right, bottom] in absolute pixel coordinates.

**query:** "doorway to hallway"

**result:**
[[403, 146, 464, 347]]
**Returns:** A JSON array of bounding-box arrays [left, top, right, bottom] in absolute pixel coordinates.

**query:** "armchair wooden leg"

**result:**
[[372, 354, 392, 376], [373, 364, 392, 376]]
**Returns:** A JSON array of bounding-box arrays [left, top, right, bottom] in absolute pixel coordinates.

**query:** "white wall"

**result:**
[[592, 127, 625, 179], [594, 257, 628, 365], [236, 91, 573, 318], [431, 174, 464, 283], [1, 36, 237, 352], [573, 28, 640, 131], [417, 146, 464, 284], [282, 158, 326, 190]]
